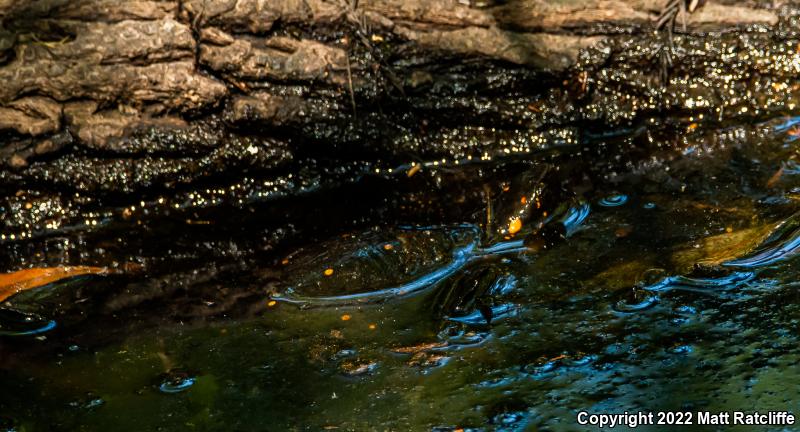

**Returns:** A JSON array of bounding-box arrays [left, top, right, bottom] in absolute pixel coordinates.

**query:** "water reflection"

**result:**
[[6, 113, 800, 430]]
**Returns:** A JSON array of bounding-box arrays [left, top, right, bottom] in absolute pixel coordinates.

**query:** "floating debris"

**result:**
[[339, 361, 378, 377], [0, 266, 109, 303], [391, 341, 448, 354]]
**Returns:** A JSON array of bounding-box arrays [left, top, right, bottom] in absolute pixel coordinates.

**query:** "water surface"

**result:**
[[2, 116, 800, 431]]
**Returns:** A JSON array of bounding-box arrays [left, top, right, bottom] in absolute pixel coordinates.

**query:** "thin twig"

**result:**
[[345, 54, 357, 118]]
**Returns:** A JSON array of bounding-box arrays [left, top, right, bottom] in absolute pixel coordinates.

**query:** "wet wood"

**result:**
[[0, 0, 782, 151]]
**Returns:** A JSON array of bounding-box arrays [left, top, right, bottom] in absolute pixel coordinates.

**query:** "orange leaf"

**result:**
[[0, 266, 109, 303]]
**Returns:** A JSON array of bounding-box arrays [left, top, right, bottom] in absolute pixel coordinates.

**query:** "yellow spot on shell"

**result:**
[[508, 218, 522, 235], [520, 196, 527, 204], [267, 300, 277, 307], [368, 323, 377, 330], [341, 314, 351, 321], [407, 164, 421, 177], [324, 268, 334, 276], [383, 244, 394, 250]]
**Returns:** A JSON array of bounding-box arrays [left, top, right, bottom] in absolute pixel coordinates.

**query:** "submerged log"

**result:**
[[0, 0, 798, 257]]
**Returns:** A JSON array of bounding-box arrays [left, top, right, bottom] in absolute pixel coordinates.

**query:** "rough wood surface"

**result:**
[[0, 1, 785, 144]]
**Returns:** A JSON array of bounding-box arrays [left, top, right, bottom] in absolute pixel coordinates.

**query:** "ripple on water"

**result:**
[[437, 325, 490, 348], [0, 307, 56, 336], [613, 295, 659, 313], [562, 202, 591, 236], [725, 212, 800, 268], [598, 194, 628, 207], [563, 354, 599, 367], [669, 345, 693, 355], [68, 393, 105, 410], [643, 271, 755, 294], [157, 371, 196, 394]]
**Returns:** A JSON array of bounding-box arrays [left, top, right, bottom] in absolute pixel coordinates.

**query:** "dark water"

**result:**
[[3, 115, 800, 431]]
